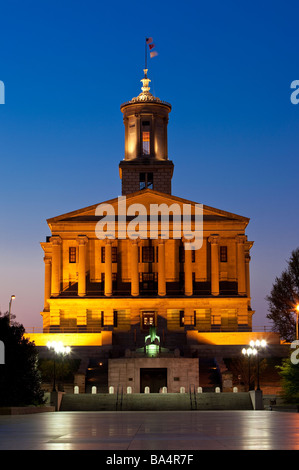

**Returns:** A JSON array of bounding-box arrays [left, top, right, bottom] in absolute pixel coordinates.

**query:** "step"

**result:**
[[60, 392, 253, 411]]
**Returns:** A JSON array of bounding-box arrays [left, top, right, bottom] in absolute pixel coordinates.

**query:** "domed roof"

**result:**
[[120, 69, 171, 110]]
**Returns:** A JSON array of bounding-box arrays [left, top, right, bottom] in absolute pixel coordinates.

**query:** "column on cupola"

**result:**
[[104, 239, 113, 297], [51, 236, 62, 297], [77, 236, 88, 297], [236, 235, 247, 296], [43, 257, 51, 310], [208, 235, 220, 296], [184, 240, 193, 296], [158, 239, 166, 296], [130, 239, 139, 297]]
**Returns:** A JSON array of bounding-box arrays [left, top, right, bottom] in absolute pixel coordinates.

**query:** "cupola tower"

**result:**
[[119, 69, 174, 195]]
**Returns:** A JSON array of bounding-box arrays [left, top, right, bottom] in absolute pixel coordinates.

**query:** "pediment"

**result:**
[[47, 189, 249, 226]]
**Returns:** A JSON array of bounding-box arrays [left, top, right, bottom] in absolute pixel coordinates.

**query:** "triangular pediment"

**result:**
[[47, 189, 249, 227]]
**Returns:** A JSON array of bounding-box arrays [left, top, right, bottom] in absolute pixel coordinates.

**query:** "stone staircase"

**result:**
[[60, 392, 253, 411]]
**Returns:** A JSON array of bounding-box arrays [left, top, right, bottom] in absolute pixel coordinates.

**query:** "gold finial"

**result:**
[[141, 69, 151, 94]]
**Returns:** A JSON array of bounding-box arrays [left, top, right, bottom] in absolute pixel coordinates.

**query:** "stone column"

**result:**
[[77, 236, 88, 297], [245, 253, 251, 299], [184, 240, 193, 296], [158, 239, 166, 296], [131, 239, 139, 296], [209, 235, 220, 296], [44, 257, 51, 310], [236, 235, 246, 295], [51, 236, 62, 297], [105, 239, 113, 297]]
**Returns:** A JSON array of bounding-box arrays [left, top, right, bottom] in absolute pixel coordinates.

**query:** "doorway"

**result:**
[[140, 368, 167, 393]]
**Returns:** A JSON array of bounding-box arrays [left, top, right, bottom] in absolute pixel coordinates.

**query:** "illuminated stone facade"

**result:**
[[34, 69, 280, 393], [40, 70, 254, 340]]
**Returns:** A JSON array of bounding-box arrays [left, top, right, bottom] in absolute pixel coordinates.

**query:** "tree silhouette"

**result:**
[[0, 313, 45, 406], [266, 248, 299, 342]]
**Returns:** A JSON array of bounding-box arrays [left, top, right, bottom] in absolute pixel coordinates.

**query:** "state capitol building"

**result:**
[[29, 68, 282, 395]]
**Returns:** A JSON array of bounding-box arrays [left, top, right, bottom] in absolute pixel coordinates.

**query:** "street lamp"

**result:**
[[8, 295, 16, 326], [242, 346, 257, 390], [249, 339, 267, 390], [47, 341, 71, 392]]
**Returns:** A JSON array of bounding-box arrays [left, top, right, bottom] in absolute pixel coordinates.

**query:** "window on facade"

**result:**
[[139, 172, 153, 190], [112, 247, 117, 263], [142, 246, 155, 262], [142, 312, 155, 329], [140, 172, 146, 190], [101, 310, 118, 327], [142, 131, 150, 155], [101, 246, 117, 263], [220, 246, 228, 262], [179, 246, 195, 262], [101, 273, 117, 282], [179, 310, 185, 327], [142, 121, 150, 156], [69, 247, 76, 263], [147, 173, 153, 189]]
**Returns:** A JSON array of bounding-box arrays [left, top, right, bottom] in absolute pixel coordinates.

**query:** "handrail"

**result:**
[[25, 325, 275, 334], [24, 327, 111, 334], [189, 384, 197, 410], [116, 384, 123, 411]]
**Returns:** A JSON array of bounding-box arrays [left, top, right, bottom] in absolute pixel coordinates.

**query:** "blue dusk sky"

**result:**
[[0, 0, 298, 330]]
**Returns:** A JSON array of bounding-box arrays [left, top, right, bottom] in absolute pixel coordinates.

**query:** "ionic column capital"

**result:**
[[50, 235, 62, 246], [44, 257, 51, 265], [77, 235, 88, 246], [208, 234, 220, 245], [235, 234, 247, 244], [182, 237, 194, 246]]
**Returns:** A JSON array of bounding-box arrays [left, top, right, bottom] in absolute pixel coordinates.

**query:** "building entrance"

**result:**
[[140, 368, 167, 393]]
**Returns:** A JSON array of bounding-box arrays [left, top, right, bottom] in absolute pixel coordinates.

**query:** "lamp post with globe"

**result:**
[[249, 339, 267, 391], [47, 341, 71, 392]]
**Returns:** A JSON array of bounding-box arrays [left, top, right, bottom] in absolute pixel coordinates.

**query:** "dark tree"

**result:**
[[0, 313, 45, 406], [276, 357, 299, 403], [266, 248, 299, 342]]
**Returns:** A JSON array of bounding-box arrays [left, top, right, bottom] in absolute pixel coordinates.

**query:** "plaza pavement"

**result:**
[[0, 410, 298, 451]]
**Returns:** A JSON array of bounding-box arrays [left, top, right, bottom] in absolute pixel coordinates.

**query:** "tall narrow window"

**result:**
[[139, 172, 154, 190], [220, 246, 228, 262], [113, 310, 118, 327], [147, 173, 153, 189], [69, 247, 76, 263], [101, 246, 118, 263], [140, 172, 146, 190], [112, 247, 118, 263], [142, 131, 150, 155], [142, 121, 150, 156], [142, 246, 155, 263], [179, 245, 195, 262]]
